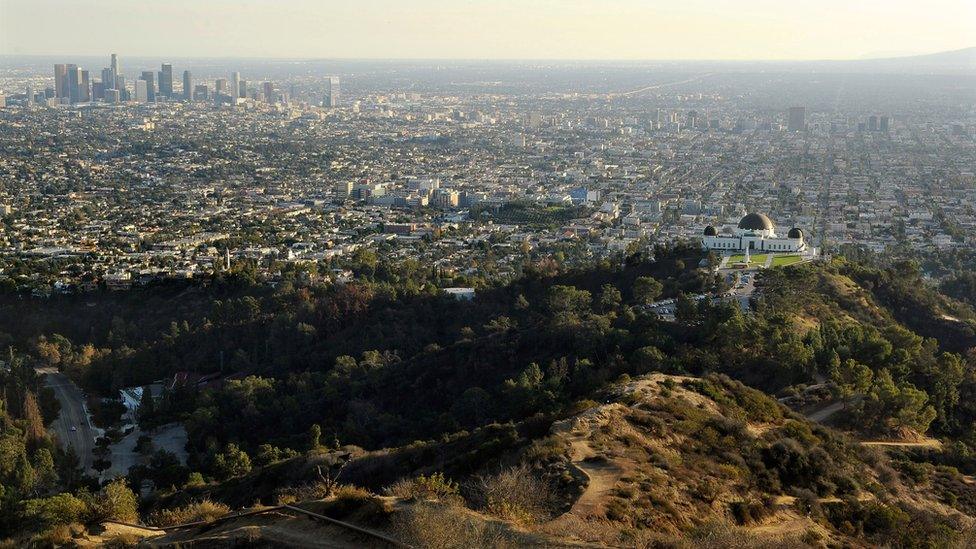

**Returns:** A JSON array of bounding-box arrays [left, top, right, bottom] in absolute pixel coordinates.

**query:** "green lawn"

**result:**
[[770, 255, 804, 267], [729, 254, 768, 266]]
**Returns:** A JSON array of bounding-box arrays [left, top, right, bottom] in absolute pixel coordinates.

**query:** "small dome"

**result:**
[[703, 225, 717, 236], [788, 227, 803, 239], [738, 213, 774, 231]]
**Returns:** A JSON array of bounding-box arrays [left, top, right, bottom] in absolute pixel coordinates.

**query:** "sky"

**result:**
[[0, 0, 973, 60]]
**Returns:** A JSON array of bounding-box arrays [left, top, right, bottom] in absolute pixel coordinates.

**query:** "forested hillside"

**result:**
[[4, 245, 976, 546]]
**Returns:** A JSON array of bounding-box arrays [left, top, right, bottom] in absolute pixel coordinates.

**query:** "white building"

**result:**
[[702, 213, 806, 253]]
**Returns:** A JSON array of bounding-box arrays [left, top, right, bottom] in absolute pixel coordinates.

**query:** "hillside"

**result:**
[[87, 372, 975, 547], [8, 249, 976, 546]]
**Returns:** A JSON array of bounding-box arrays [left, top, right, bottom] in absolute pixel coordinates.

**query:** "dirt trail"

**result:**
[[566, 438, 622, 518]]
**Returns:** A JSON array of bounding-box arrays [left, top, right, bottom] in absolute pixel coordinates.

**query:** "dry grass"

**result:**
[[391, 501, 520, 549]]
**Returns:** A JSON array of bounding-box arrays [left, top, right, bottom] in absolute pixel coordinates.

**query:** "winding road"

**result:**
[[45, 371, 96, 473]]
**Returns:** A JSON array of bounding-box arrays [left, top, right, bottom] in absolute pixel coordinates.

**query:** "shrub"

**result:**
[[148, 499, 231, 527], [392, 501, 518, 549], [465, 464, 555, 525], [21, 493, 88, 529], [94, 479, 139, 523], [385, 472, 460, 502]]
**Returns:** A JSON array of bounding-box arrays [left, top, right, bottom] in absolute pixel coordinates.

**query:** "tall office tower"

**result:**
[[158, 63, 173, 97], [92, 82, 105, 100], [105, 88, 120, 104], [25, 84, 34, 108], [54, 64, 67, 98], [110, 53, 119, 85], [787, 106, 806, 131], [215, 78, 227, 102], [238, 79, 247, 98], [116, 76, 128, 101], [868, 115, 878, 132], [101, 67, 114, 92], [135, 79, 149, 103], [182, 70, 192, 100], [80, 70, 91, 102], [140, 71, 156, 101], [879, 116, 889, 133], [231, 72, 240, 101], [263, 82, 274, 103], [66, 65, 81, 103], [193, 84, 209, 101], [324, 76, 339, 107]]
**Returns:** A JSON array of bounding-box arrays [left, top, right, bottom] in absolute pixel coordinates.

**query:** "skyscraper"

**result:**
[[239, 79, 247, 99], [231, 72, 240, 102], [787, 107, 805, 132], [879, 116, 889, 133], [54, 64, 67, 99], [140, 71, 156, 101], [868, 115, 878, 132], [80, 70, 91, 102], [110, 53, 119, 85], [263, 82, 275, 103], [101, 68, 114, 93], [135, 79, 149, 103], [215, 78, 227, 103], [324, 76, 340, 108], [66, 64, 81, 103], [159, 63, 173, 97], [183, 70, 192, 100]]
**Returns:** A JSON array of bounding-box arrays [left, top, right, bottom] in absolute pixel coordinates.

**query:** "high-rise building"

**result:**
[[115, 76, 128, 101], [25, 84, 34, 109], [868, 115, 879, 132], [263, 82, 275, 103], [193, 84, 209, 101], [324, 76, 339, 107], [105, 88, 120, 104], [879, 116, 889, 133], [140, 71, 156, 101], [135, 79, 149, 103], [159, 63, 173, 97], [110, 53, 119, 85], [182, 70, 192, 100], [787, 107, 806, 132], [101, 67, 114, 96], [54, 64, 68, 99], [238, 79, 247, 98], [92, 82, 105, 100], [66, 64, 81, 103], [80, 70, 91, 102], [215, 78, 227, 99], [231, 72, 241, 101]]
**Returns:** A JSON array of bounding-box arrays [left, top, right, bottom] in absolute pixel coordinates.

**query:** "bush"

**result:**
[[385, 472, 460, 502], [148, 499, 231, 527], [94, 479, 139, 523], [465, 464, 555, 525], [392, 501, 518, 549], [21, 493, 88, 529]]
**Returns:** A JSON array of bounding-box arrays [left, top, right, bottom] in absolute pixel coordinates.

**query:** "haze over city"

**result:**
[[1, 0, 974, 60]]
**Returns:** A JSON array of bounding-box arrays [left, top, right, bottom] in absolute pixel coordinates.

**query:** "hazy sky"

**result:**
[[1, 0, 973, 60]]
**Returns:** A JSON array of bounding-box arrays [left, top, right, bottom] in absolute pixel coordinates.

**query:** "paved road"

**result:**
[[45, 372, 96, 473]]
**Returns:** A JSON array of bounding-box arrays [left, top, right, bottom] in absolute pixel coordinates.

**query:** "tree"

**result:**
[[21, 493, 88, 529], [599, 284, 622, 312], [308, 424, 322, 451], [22, 392, 46, 444], [96, 478, 139, 522], [212, 443, 251, 480], [137, 386, 155, 426], [633, 276, 663, 306]]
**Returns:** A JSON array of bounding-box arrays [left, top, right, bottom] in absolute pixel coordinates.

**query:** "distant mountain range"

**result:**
[[813, 47, 976, 74]]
